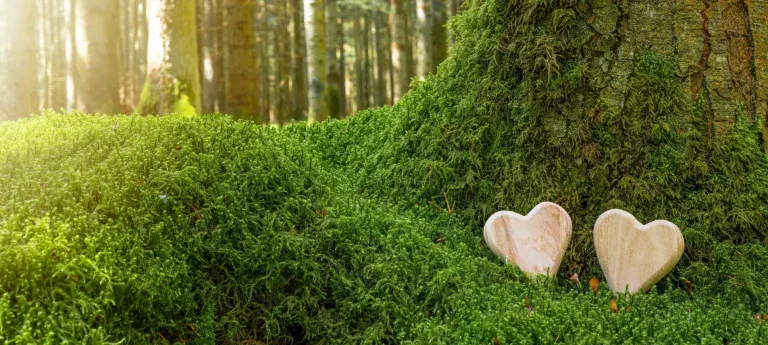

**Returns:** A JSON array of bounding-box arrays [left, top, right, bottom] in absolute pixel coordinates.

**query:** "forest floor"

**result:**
[[0, 113, 767, 344]]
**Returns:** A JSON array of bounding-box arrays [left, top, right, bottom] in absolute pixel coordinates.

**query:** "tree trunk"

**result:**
[[276, 0, 291, 124], [258, 0, 270, 120], [337, 7, 347, 118], [136, 0, 201, 116], [291, 0, 308, 121], [197, 0, 223, 114], [373, 8, 390, 106], [73, 0, 121, 114], [325, 0, 343, 119], [390, 0, 409, 102], [305, 0, 328, 122], [430, 0, 447, 73], [353, 15, 364, 112], [415, 0, 431, 78], [363, 15, 372, 110], [222, 0, 260, 121], [5, 0, 39, 120], [586, 0, 768, 151], [50, 0, 67, 109]]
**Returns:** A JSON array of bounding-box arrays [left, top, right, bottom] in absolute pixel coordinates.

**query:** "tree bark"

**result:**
[[136, 0, 202, 116], [373, 8, 390, 106], [50, 0, 67, 109], [197, 0, 223, 114], [5, 0, 39, 120], [390, 0, 409, 102], [586, 0, 768, 151], [276, 0, 291, 124], [415, 0, 431, 78], [353, 15, 363, 113], [305, 0, 328, 122], [74, 0, 121, 114], [325, 0, 343, 119], [222, 0, 260, 121], [291, 0, 308, 121], [430, 0, 447, 73]]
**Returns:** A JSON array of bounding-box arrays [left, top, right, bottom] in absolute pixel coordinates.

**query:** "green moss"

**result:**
[[2, 0, 768, 342]]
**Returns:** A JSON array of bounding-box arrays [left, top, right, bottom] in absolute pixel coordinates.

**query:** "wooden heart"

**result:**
[[594, 209, 684, 293], [483, 202, 572, 276]]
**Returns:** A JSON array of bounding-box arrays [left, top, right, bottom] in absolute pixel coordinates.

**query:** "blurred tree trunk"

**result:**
[[222, 0, 260, 121], [276, 0, 291, 124], [415, 0, 430, 77], [337, 6, 346, 118], [133, 0, 148, 111], [305, 0, 328, 122], [258, 0, 270, 120], [430, 0, 447, 73], [74, 0, 121, 114], [390, 0, 408, 102], [136, 0, 201, 115], [50, 0, 67, 109], [6, 0, 39, 119], [363, 15, 372, 110], [197, 0, 224, 114], [373, 8, 389, 106], [353, 15, 364, 112], [325, 0, 342, 119], [291, 0, 307, 121]]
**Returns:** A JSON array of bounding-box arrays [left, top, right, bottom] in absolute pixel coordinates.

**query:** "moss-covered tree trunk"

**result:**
[[587, 0, 768, 151], [136, 0, 201, 116]]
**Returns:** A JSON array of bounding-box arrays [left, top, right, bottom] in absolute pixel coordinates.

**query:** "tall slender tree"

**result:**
[[305, 0, 328, 122], [276, 0, 291, 124], [430, 0, 447, 72], [390, 0, 409, 101], [5, 0, 39, 120], [415, 0, 431, 77], [197, 0, 224, 114], [136, 0, 202, 115], [373, 7, 390, 106], [223, 0, 260, 121], [291, 0, 307, 121], [325, 0, 343, 119], [74, 0, 121, 114]]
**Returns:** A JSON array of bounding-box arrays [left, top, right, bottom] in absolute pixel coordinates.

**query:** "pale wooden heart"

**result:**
[[483, 202, 572, 276], [594, 209, 684, 293]]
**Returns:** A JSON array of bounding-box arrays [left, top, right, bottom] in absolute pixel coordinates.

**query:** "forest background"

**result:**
[[0, 0, 461, 123]]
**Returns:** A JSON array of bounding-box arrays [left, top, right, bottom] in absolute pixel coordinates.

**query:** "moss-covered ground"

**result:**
[[2, 0, 768, 343]]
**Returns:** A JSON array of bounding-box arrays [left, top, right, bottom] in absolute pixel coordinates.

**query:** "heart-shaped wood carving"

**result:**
[[483, 202, 572, 276], [594, 209, 684, 293]]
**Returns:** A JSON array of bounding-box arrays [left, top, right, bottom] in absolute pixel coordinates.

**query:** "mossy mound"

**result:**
[[2, 113, 767, 344], [2, 0, 768, 343]]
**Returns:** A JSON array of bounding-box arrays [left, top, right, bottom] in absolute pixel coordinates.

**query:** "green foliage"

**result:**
[[1, 112, 767, 344], [2, 0, 768, 342]]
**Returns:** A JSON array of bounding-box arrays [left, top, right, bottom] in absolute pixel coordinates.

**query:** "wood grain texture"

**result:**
[[594, 209, 684, 294], [483, 202, 572, 277]]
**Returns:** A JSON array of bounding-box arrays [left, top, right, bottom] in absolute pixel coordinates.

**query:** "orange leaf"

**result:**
[[590, 278, 599, 295]]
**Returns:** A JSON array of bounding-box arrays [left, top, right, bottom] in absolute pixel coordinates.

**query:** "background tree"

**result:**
[[223, 0, 260, 121], [4, 0, 39, 120], [0, 0, 463, 122], [136, 0, 202, 116], [74, 0, 121, 114], [305, 0, 328, 122]]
